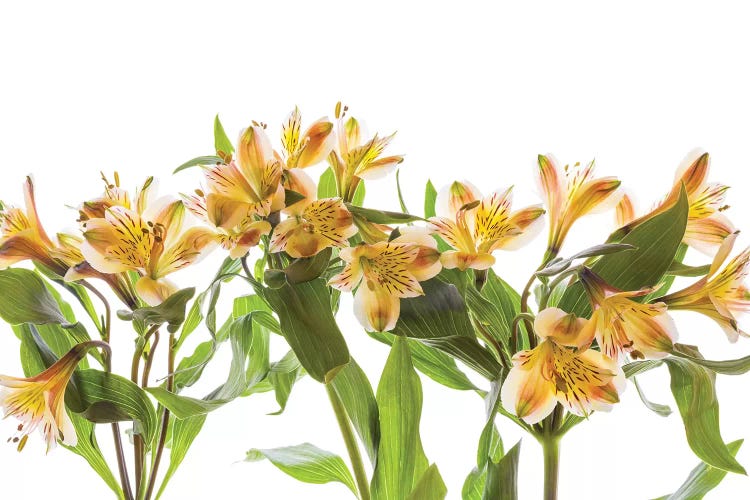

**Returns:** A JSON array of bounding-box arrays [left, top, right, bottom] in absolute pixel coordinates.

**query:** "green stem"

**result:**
[[541, 435, 560, 500], [326, 384, 370, 500]]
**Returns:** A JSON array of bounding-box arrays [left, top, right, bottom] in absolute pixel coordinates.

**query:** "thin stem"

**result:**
[[541, 434, 560, 500], [131, 325, 159, 495], [326, 384, 370, 500], [144, 331, 176, 500], [519, 272, 539, 349], [141, 331, 160, 388], [82, 280, 111, 342]]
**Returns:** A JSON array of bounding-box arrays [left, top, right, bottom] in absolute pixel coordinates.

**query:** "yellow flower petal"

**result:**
[[436, 180, 481, 219], [296, 118, 335, 168], [534, 307, 593, 349], [353, 280, 401, 332], [439, 250, 495, 271], [270, 198, 356, 258]]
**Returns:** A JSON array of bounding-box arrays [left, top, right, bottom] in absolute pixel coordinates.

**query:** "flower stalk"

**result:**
[[326, 384, 370, 500]]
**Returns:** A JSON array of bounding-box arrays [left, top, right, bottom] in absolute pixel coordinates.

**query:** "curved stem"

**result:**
[[326, 384, 370, 500]]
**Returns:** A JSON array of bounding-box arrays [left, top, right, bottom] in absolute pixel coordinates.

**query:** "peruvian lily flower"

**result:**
[[279, 107, 336, 207], [429, 181, 545, 271], [537, 155, 621, 256], [579, 267, 677, 361], [183, 189, 271, 259], [269, 198, 357, 258], [662, 232, 750, 341], [0, 341, 102, 452], [200, 124, 285, 228], [77, 172, 153, 221], [79, 200, 217, 306], [0, 177, 65, 275], [328, 227, 441, 331], [328, 102, 404, 202], [501, 307, 625, 424]]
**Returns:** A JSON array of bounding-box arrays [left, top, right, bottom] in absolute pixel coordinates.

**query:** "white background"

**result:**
[[1, 1, 750, 499]]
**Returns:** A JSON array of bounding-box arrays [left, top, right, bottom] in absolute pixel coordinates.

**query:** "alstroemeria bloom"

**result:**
[[200, 124, 285, 228], [0, 342, 99, 452], [429, 181, 545, 270], [328, 230, 441, 331], [501, 307, 625, 424], [279, 107, 336, 207], [183, 190, 271, 259], [328, 103, 404, 201], [537, 155, 621, 255], [580, 267, 677, 361], [662, 232, 750, 341], [269, 198, 357, 258], [78, 172, 153, 221], [80, 200, 216, 305], [0, 177, 65, 275]]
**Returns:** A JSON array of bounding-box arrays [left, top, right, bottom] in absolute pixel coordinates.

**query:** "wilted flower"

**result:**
[[328, 102, 404, 202], [662, 232, 750, 341], [537, 155, 621, 256], [501, 307, 625, 424], [79, 200, 216, 305], [429, 181, 544, 270], [270, 198, 358, 258], [328, 228, 441, 331], [0, 342, 100, 452], [580, 267, 677, 360]]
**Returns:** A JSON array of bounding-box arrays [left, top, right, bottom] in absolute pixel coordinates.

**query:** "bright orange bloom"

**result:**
[[429, 181, 544, 270], [536, 155, 621, 255], [580, 268, 677, 361], [270, 198, 357, 258], [328, 227, 441, 331], [501, 307, 625, 424], [0, 342, 100, 452], [662, 232, 750, 341]]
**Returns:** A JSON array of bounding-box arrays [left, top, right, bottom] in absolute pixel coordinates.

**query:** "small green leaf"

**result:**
[[317, 167, 339, 199], [666, 261, 711, 278], [266, 350, 304, 415], [408, 464, 448, 500], [285, 247, 332, 284], [658, 439, 744, 500], [173, 155, 224, 174], [214, 114, 234, 156], [352, 180, 366, 206], [155, 415, 206, 499], [0, 268, 68, 325], [424, 180, 438, 218], [245, 443, 357, 495], [671, 344, 750, 375], [664, 356, 746, 474], [263, 279, 350, 383], [483, 441, 521, 500], [633, 376, 672, 417], [347, 204, 424, 224], [121, 288, 196, 333], [284, 189, 307, 206], [624, 360, 664, 378]]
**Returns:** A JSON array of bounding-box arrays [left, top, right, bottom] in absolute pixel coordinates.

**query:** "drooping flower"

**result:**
[[501, 307, 625, 424], [0, 177, 64, 275], [0, 342, 100, 452], [536, 155, 621, 256], [579, 267, 677, 361], [328, 102, 404, 202], [662, 232, 750, 341], [328, 228, 441, 331], [79, 200, 216, 305], [429, 181, 545, 271], [269, 198, 357, 258]]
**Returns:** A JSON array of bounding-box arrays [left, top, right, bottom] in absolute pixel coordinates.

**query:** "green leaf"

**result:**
[[478, 270, 521, 347], [120, 288, 196, 333], [658, 439, 744, 500], [173, 155, 224, 174], [371, 336, 430, 499], [214, 114, 234, 156], [633, 376, 672, 417], [347, 204, 424, 224], [558, 186, 689, 317], [396, 169, 409, 214], [535, 243, 636, 277], [245, 443, 357, 495], [623, 360, 664, 378], [318, 167, 338, 198], [329, 358, 380, 465], [666, 261, 711, 278], [424, 180, 437, 218], [408, 464, 448, 500], [483, 441, 521, 500], [265, 350, 304, 414], [284, 189, 306, 206], [156, 415, 206, 500], [664, 356, 746, 474], [262, 279, 350, 383], [75, 369, 159, 447], [370, 332, 478, 391], [284, 247, 333, 284], [671, 344, 750, 375], [392, 278, 502, 380], [352, 179, 366, 206], [0, 268, 68, 325]]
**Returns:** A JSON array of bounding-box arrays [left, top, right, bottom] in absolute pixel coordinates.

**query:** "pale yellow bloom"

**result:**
[[0, 342, 97, 452], [429, 181, 544, 271], [328, 228, 441, 331], [537, 155, 621, 255], [662, 232, 750, 341], [270, 198, 357, 258], [77, 172, 153, 221], [80, 200, 216, 305], [580, 267, 677, 361], [501, 307, 625, 424]]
